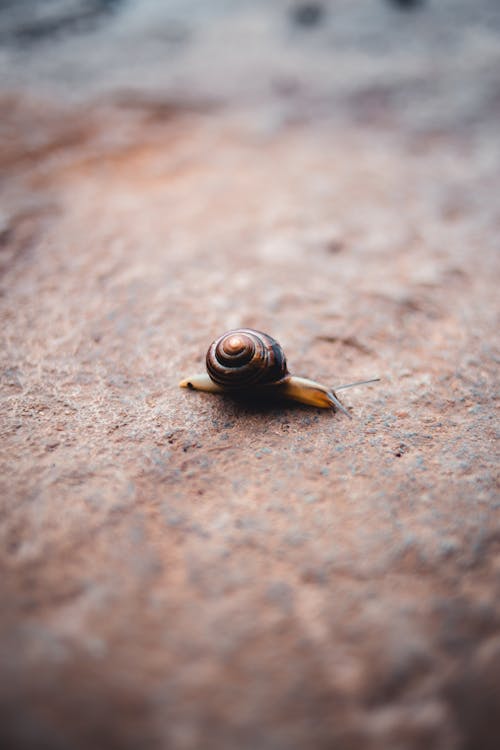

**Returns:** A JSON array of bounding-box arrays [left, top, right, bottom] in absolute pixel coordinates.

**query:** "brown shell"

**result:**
[[206, 329, 289, 389]]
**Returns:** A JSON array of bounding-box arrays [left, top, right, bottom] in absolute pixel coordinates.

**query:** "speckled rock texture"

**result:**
[[1, 2, 499, 749]]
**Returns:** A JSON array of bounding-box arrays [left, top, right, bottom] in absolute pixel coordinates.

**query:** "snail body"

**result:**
[[179, 328, 379, 416]]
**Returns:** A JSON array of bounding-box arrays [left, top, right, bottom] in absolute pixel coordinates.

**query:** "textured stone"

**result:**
[[1, 2, 499, 749]]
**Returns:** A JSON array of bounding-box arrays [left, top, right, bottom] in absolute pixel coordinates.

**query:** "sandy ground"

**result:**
[[1, 2, 499, 748]]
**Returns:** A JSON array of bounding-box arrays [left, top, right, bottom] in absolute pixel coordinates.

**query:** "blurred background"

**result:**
[[2, 0, 500, 124]]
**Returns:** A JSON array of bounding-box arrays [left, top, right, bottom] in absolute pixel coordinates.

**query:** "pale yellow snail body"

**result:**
[[179, 328, 379, 417]]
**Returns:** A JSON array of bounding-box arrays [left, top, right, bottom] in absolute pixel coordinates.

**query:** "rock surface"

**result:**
[[1, 2, 499, 748]]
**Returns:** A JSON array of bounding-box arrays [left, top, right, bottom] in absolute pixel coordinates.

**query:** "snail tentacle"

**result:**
[[335, 378, 380, 391], [179, 373, 224, 393], [278, 375, 352, 418]]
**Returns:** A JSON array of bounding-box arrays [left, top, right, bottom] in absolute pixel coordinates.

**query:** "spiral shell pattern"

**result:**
[[206, 329, 288, 389]]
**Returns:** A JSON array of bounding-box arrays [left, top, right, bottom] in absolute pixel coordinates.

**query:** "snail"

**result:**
[[179, 328, 379, 417]]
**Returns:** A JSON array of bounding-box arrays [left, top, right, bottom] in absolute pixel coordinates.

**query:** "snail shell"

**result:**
[[206, 329, 288, 389]]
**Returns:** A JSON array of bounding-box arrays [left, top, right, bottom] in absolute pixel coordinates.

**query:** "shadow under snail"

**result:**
[[179, 328, 379, 417]]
